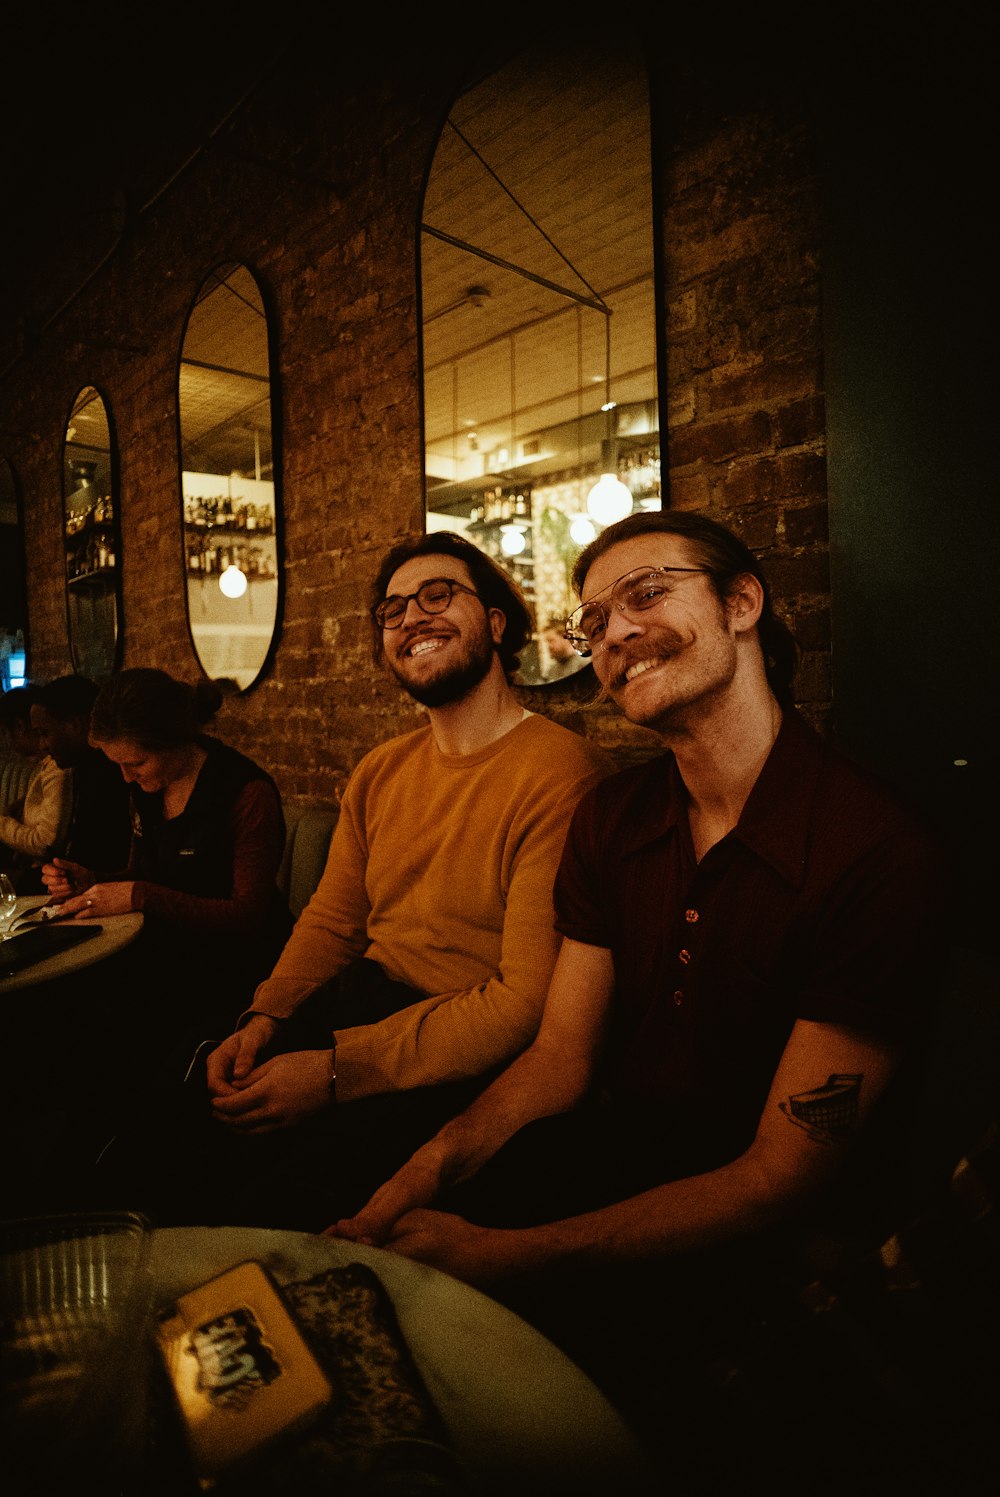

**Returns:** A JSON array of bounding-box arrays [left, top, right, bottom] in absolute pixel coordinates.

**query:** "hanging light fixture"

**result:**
[[499, 523, 527, 556], [219, 564, 248, 599], [569, 513, 597, 546], [586, 314, 633, 526]]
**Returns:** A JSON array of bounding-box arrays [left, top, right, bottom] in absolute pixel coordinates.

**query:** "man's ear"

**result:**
[[726, 574, 765, 633], [488, 608, 506, 646]]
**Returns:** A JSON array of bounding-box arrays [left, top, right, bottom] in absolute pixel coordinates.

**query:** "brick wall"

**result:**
[[1, 49, 826, 809]]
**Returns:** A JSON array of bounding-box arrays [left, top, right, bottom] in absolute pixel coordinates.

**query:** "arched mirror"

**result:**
[[178, 262, 280, 693], [0, 457, 29, 691], [421, 44, 660, 686], [62, 386, 122, 682]]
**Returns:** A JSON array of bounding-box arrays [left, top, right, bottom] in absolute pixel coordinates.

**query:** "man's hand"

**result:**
[[326, 1158, 444, 1247], [209, 1050, 334, 1132], [41, 857, 95, 901], [206, 1017, 278, 1095], [346, 1208, 520, 1287]]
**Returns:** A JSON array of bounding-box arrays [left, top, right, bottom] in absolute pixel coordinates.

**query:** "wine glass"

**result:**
[[0, 873, 17, 940]]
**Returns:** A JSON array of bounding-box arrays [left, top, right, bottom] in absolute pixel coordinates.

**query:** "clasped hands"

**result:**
[[206, 1021, 333, 1132], [326, 1157, 517, 1287]]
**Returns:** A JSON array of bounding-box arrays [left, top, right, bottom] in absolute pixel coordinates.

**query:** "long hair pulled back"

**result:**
[[89, 669, 223, 751]]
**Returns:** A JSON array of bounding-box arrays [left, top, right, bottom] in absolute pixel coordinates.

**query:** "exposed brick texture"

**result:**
[[1, 50, 828, 807]]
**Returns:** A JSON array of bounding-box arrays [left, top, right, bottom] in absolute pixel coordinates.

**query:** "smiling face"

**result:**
[[582, 533, 755, 732], [380, 553, 505, 708]]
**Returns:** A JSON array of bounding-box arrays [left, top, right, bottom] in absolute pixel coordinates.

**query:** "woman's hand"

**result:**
[[209, 1050, 334, 1132], [55, 882, 135, 919], [40, 857, 95, 901]]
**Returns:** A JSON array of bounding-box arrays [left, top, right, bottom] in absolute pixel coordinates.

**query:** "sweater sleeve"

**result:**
[[129, 779, 284, 935], [0, 757, 73, 860], [332, 746, 609, 1100]]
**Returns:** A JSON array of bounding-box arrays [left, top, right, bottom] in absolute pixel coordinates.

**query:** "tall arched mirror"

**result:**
[[62, 386, 122, 682], [421, 44, 660, 686], [178, 262, 280, 693], [0, 457, 29, 691]]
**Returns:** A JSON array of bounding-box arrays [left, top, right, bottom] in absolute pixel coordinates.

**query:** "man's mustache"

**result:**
[[605, 634, 686, 690]]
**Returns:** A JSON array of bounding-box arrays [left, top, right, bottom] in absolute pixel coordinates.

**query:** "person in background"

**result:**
[[30, 675, 132, 876], [0, 683, 73, 892], [42, 668, 293, 1062], [332, 510, 945, 1441], [539, 620, 581, 681], [98, 533, 610, 1228]]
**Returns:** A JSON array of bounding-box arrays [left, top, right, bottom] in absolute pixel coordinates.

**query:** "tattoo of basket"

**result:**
[[778, 1073, 862, 1141]]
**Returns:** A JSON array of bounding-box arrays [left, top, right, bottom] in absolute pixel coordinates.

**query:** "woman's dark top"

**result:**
[[64, 747, 132, 872], [125, 736, 293, 1030]]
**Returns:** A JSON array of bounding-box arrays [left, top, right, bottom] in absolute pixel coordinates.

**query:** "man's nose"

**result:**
[[601, 603, 639, 648], [401, 595, 435, 627]]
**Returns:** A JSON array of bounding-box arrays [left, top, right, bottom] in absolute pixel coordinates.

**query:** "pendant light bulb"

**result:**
[[219, 564, 248, 599], [569, 514, 597, 546], [586, 473, 633, 526]]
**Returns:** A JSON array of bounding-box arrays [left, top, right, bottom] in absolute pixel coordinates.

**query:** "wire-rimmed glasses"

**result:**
[[373, 577, 481, 630], [564, 566, 709, 656]]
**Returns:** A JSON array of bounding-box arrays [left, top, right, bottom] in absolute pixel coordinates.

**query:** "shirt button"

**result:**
[[678, 948, 692, 964], [673, 990, 684, 1006], [685, 909, 699, 923]]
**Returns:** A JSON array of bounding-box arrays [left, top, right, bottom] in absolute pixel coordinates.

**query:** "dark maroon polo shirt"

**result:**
[[553, 710, 946, 1173]]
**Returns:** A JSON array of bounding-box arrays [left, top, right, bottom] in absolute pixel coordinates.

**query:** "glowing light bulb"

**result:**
[[499, 524, 527, 556], [586, 473, 633, 526], [219, 564, 248, 599], [569, 514, 597, 546]]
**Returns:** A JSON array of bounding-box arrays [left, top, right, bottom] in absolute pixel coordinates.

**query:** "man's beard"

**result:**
[[389, 627, 496, 707]]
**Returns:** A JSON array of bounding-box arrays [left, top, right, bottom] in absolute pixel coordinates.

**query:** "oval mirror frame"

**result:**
[[0, 455, 30, 690], [420, 44, 661, 688], [62, 385, 123, 683], [178, 261, 282, 694]]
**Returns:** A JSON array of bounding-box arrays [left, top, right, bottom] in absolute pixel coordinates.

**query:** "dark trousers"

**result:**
[[78, 958, 495, 1231]]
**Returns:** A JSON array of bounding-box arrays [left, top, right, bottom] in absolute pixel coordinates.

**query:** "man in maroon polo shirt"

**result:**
[[331, 510, 945, 1432]]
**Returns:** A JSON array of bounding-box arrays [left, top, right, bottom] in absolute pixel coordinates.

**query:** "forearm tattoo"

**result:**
[[778, 1073, 862, 1144]]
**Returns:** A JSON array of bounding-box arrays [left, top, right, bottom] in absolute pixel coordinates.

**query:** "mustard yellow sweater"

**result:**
[[252, 714, 610, 1099]]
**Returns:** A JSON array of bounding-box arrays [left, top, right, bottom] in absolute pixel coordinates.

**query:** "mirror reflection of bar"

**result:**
[[178, 263, 280, 693], [62, 386, 121, 683], [421, 44, 660, 688]]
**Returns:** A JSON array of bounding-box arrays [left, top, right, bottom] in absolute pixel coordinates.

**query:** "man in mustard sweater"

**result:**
[[126, 531, 608, 1225]]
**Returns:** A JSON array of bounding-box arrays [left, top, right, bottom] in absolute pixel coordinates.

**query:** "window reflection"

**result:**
[[421, 44, 660, 686], [178, 262, 280, 693], [63, 387, 121, 682]]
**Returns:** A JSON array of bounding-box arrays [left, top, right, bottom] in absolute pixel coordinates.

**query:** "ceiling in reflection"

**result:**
[[179, 267, 273, 479], [421, 43, 657, 487]]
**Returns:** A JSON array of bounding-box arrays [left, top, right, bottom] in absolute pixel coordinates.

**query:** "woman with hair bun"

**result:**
[[41, 668, 292, 1060]]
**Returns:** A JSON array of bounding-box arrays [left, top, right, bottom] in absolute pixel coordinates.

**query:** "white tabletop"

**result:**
[[0, 894, 143, 994], [149, 1225, 657, 1496]]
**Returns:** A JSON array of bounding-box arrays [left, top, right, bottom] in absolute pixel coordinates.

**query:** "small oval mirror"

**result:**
[[178, 262, 280, 693], [0, 456, 29, 690], [421, 45, 660, 687], [62, 386, 122, 682]]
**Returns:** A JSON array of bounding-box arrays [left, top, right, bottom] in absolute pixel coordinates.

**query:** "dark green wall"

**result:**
[[818, 22, 993, 947]]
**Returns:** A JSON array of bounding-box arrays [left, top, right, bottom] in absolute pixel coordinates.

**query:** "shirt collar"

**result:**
[[732, 710, 824, 886], [618, 710, 824, 887]]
